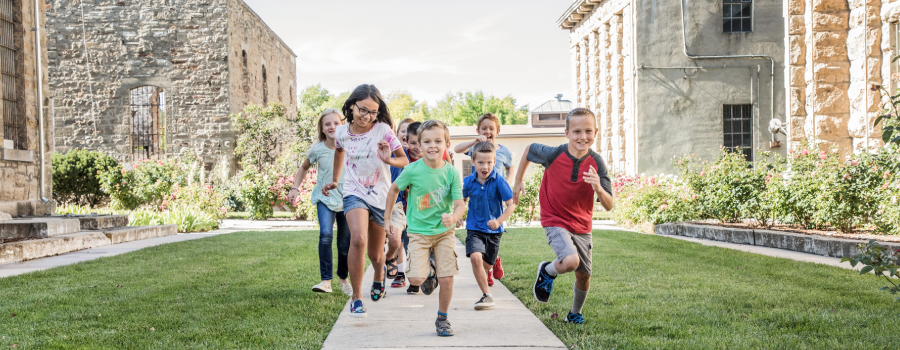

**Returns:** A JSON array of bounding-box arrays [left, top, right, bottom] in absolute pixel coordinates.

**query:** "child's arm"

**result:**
[[383, 183, 401, 234], [379, 141, 410, 168], [505, 166, 513, 182], [512, 145, 532, 204], [442, 199, 467, 228], [452, 136, 486, 154], [584, 165, 615, 211], [288, 158, 312, 204], [488, 199, 516, 230], [323, 148, 344, 196]]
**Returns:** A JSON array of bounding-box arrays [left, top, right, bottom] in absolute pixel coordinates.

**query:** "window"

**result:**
[[723, 0, 752, 33], [241, 50, 247, 67], [262, 65, 267, 106], [1, 0, 22, 150], [723, 104, 752, 161], [462, 160, 472, 178], [130, 86, 165, 161], [892, 22, 900, 92], [538, 113, 562, 121]]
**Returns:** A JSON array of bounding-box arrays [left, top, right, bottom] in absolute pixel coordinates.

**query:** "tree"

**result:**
[[385, 89, 422, 122], [426, 90, 529, 126]]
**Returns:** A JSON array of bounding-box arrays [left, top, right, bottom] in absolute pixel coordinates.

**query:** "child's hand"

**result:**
[[322, 182, 338, 196], [384, 221, 393, 236], [286, 188, 299, 204], [487, 219, 500, 230], [441, 213, 454, 228], [475, 135, 487, 143], [377, 140, 392, 163], [455, 219, 464, 228], [512, 182, 525, 204], [583, 165, 603, 194]]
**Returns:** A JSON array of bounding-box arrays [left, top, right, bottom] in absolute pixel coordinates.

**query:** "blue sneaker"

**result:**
[[350, 299, 366, 318], [565, 311, 585, 324], [533, 261, 555, 303], [371, 272, 386, 301]]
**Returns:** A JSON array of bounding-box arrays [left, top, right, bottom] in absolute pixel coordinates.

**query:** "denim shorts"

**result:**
[[343, 195, 385, 227]]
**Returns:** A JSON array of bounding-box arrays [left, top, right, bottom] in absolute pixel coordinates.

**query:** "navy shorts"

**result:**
[[342, 195, 385, 227], [465, 230, 502, 265]]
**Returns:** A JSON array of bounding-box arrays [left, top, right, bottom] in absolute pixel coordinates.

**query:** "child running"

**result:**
[[386, 118, 415, 288], [512, 107, 614, 325], [462, 141, 516, 310], [289, 108, 351, 295], [453, 113, 513, 281], [323, 84, 409, 318], [385, 120, 465, 337]]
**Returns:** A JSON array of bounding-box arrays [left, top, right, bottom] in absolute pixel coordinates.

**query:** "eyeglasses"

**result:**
[[355, 104, 379, 117]]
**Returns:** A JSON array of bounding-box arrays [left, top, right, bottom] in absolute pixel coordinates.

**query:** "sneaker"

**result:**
[[474, 294, 495, 310], [565, 311, 585, 324], [435, 317, 454, 337], [533, 261, 555, 303], [486, 270, 494, 286], [391, 273, 406, 288], [421, 260, 439, 296], [339, 279, 352, 296], [371, 277, 386, 301], [407, 284, 420, 294], [493, 257, 504, 279], [312, 280, 332, 293], [350, 299, 366, 318]]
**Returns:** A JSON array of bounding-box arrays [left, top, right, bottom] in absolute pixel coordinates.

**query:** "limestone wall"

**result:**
[[0, 0, 53, 216]]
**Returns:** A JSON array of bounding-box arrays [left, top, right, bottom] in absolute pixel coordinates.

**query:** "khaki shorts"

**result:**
[[390, 205, 407, 233], [407, 229, 459, 278]]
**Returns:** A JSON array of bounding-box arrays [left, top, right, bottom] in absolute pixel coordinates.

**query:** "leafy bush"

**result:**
[[52, 149, 119, 207], [510, 166, 543, 225], [612, 174, 698, 225], [841, 239, 900, 301], [57, 204, 219, 233]]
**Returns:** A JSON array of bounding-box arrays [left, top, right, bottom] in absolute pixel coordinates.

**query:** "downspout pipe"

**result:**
[[680, 0, 776, 147], [34, 0, 48, 204]]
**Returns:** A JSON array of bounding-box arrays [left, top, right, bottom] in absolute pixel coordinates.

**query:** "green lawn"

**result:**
[[225, 211, 296, 220], [469, 228, 900, 349], [0, 230, 347, 349]]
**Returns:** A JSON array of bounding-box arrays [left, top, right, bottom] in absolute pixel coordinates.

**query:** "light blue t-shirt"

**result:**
[[306, 142, 343, 212], [466, 144, 513, 179]]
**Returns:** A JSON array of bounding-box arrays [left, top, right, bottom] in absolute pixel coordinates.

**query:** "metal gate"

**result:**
[[0, 0, 20, 150], [130, 86, 165, 161]]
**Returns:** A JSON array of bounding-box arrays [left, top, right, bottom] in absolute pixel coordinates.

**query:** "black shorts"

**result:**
[[465, 230, 503, 265]]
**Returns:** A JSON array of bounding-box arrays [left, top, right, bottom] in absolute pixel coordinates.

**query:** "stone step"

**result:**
[[0, 231, 111, 265], [0, 217, 82, 240], [75, 215, 129, 230], [102, 224, 178, 244]]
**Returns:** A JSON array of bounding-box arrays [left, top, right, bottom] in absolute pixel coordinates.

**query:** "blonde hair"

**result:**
[[417, 119, 451, 142], [317, 108, 345, 142], [396, 118, 415, 134]]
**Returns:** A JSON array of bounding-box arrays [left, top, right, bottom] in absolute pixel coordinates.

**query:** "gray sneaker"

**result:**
[[474, 294, 495, 310], [435, 317, 454, 337]]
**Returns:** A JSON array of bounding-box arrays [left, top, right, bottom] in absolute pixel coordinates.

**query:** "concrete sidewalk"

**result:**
[[0, 219, 317, 278], [322, 238, 567, 350]]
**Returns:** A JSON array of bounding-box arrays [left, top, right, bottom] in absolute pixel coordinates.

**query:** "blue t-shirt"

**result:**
[[462, 169, 514, 234], [389, 149, 410, 205], [466, 144, 513, 179]]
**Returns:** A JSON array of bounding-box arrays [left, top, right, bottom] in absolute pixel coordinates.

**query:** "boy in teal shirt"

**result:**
[[385, 119, 465, 337]]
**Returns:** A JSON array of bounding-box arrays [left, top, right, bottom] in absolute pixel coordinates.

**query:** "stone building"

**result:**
[[0, 0, 54, 216], [46, 0, 297, 171]]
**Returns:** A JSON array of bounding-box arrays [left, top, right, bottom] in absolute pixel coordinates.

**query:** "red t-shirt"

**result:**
[[526, 144, 611, 234]]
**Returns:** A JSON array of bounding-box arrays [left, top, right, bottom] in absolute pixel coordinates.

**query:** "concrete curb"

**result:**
[[655, 222, 900, 258]]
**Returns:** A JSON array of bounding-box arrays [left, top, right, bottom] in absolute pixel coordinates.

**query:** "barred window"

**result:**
[[723, 0, 752, 33], [0, 0, 21, 150], [724, 104, 752, 161], [462, 160, 472, 178], [130, 86, 165, 161]]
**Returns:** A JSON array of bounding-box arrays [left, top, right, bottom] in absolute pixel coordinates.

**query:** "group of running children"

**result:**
[[287, 84, 614, 337]]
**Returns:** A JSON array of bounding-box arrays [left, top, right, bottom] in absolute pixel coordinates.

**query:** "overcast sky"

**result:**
[[243, 0, 573, 111]]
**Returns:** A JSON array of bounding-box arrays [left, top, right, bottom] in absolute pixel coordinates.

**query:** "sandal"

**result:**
[[385, 257, 398, 279]]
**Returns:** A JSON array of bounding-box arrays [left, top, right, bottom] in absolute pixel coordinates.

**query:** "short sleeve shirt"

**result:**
[[463, 170, 514, 234], [527, 143, 612, 234], [334, 122, 402, 210], [306, 142, 343, 212], [466, 144, 513, 179], [394, 160, 463, 235]]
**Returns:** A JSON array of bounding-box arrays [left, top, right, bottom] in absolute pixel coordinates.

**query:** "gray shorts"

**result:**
[[545, 227, 592, 275]]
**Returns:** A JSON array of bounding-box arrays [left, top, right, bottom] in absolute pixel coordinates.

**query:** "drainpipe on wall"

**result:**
[[680, 0, 776, 158], [34, 0, 48, 204]]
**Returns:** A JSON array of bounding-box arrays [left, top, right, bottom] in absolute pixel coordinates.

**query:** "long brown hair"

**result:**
[[341, 84, 393, 129]]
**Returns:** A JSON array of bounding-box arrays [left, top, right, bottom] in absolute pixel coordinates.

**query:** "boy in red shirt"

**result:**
[[512, 107, 614, 324]]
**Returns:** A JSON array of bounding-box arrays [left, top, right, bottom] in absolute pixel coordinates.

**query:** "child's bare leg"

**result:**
[[470, 253, 490, 294], [437, 276, 454, 314], [346, 208, 370, 300], [482, 260, 493, 273], [553, 254, 580, 275], [386, 227, 403, 264], [367, 220, 387, 282], [408, 277, 425, 286]]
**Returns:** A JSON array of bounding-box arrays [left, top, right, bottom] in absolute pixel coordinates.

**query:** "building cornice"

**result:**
[[556, 0, 604, 30]]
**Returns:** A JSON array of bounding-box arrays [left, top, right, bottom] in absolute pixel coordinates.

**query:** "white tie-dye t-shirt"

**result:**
[[334, 122, 402, 210]]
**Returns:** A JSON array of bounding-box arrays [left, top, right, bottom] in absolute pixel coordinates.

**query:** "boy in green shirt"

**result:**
[[385, 119, 465, 337]]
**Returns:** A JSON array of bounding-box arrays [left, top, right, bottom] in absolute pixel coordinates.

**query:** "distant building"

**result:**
[[46, 0, 297, 173], [449, 123, 568, 181], [528, 95, 572, 128]]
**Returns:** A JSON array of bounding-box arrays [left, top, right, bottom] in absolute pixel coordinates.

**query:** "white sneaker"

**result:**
[[312, 280, 332, 293], [339, 279, 352, 296]]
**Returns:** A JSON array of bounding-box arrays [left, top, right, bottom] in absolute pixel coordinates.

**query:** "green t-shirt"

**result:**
[[394, 160, 463, 235]]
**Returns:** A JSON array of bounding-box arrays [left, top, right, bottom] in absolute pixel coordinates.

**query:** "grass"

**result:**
[[225, 211, 296, 220], [0, 230, 347, 349], [474, 228, 900, 349]]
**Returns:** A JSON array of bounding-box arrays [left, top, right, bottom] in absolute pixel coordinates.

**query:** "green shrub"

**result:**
[[52, 149, 119, 207], [612, 174, 698, 225], [510, 166, 543, 225]]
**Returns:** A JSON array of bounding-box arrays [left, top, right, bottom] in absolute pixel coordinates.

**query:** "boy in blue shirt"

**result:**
[[462, 141, 516, 310]]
